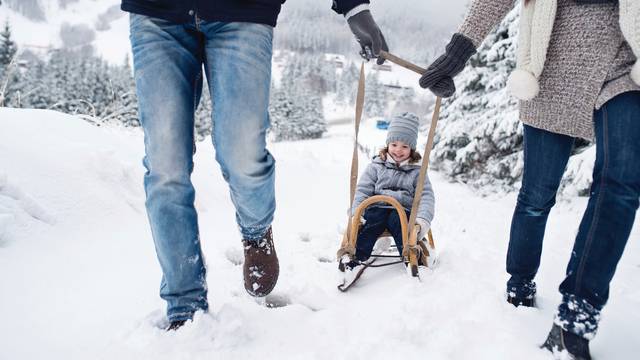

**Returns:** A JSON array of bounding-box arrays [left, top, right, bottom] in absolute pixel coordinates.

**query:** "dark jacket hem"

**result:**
[[121, 1, 281, 27]]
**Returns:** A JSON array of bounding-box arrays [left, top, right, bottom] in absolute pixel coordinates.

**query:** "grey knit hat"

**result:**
[[386, 112, 420, 150]]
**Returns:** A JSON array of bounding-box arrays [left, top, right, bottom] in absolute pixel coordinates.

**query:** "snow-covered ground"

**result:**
[[1, 108, 638, 359]]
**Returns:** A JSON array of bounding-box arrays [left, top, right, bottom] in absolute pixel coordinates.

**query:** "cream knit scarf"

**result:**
[[507, 0, 640, 100]]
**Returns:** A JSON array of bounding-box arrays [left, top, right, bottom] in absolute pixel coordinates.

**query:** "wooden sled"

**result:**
[[336, 51, 442, 292]]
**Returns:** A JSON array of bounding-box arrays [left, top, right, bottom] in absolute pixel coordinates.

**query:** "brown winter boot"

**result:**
[[243, 226, 279, 297]]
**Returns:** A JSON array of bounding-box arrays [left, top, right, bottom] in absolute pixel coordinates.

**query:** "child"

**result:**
[[344, 112, 435, 269]]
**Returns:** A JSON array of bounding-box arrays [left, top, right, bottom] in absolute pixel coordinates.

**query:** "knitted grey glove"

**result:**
[[347, 10, 389, 65], [419, 33, 476, 98]]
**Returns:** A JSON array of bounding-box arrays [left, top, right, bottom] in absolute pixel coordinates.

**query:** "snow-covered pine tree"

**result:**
[[430, 7, 522, 193], [99, 55, 139, 127], [391, 86, 420, 116], [4, 48, 140, 128], [15, 55, 48, 109], [269, 53, 327, 141], [364, 71, 387, 118], [430, 5, 593, 196], [0, 20, 17, 67], [269, 85, 326, 141], [194, 76, 213, 141], [335, 62, 358, 106], [0, 19, 18, 107]]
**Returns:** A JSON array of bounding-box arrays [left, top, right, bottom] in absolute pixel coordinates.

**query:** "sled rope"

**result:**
[[366, 259, 405, 267], [343, 63, 367, 258]]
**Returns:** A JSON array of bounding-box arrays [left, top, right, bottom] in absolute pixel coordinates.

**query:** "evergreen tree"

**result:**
[[16, 56, 47, 109], [0, 19, 17, 67], [364, 71, 388, 118], [99, 55, 139, 127], [429, 7, 522, 193], [392, 86, 419, 115], [270, 57, 327, 142], [430, 6, 592, 195], [335, 62, 358, 106], [269, 85, 326, 142], [194, 76, 213, 141]]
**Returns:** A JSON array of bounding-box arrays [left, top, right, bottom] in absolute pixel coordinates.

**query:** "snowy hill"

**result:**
[[1, 108, 639, 359], [0, 0, 127, 64]]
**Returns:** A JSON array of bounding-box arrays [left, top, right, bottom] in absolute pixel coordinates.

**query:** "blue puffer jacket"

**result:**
[[351, 155, 435, 226], [120, 0, 369, 27]]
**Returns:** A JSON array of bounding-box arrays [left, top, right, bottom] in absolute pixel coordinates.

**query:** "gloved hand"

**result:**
[[419, 33, 476, 98], [346, 10, 389, 65], [415, 218, 430, 241]]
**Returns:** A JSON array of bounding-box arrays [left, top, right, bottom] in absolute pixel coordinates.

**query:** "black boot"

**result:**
[[507, 293, 536, 307], [541, 323, 591, 360], [506, 281, 537, 307], [166, 320, 187, 332]]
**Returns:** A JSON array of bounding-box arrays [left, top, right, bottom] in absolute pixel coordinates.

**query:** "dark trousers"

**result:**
[[355, 207, 410, 261], [506, 91, 640, 335]]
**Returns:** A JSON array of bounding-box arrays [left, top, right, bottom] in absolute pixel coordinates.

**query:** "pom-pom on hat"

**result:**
[[508, 0, 640, 101], [386, 112, 420, 150]]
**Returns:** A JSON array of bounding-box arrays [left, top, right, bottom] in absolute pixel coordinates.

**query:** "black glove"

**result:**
[[346, 10, 389, 65], [419, 33, 476, 98]]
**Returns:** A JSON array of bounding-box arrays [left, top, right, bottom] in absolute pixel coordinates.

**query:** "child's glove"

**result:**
[[416, 218, 430, 240], [419, 33, 476, 98]]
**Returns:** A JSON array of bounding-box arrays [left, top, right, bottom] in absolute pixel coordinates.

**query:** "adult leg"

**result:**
[[557, 91, 640, 339], [506, 125, 574, 302], [130, 14, 208, 321], [202, 22, 276, 241], [201, 22, 279, 297], [355, 207, 390, 262]]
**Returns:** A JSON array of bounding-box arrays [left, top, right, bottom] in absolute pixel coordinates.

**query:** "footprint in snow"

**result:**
[[317, 256, 334, 263], [299, 233, 311, 243], [262, 292, 292, 308], [0, 174, 55, 225], [224, 247, 244, 266]]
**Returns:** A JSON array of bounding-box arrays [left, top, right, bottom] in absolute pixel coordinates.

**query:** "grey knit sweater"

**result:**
[[458, 0, 639, 140]]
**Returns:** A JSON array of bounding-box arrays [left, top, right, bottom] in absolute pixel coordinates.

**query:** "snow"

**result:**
[[1, 108, 639, 359], [0, 1, 128, 64]]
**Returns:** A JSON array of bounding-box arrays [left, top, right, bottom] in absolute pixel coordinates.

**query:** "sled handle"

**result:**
[[379, 51, 426, 75]]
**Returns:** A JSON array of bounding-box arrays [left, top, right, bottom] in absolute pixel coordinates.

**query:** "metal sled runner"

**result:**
[[337, 51, 442, 292]]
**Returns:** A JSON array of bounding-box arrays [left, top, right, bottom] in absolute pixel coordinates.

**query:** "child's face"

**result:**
[[388, 141, 411, 162]]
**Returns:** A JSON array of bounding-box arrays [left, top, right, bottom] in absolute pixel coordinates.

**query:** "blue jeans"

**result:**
[[507, 91, 640, 337], [355, 207, 409, 261], [129, 14, 276, 321]]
